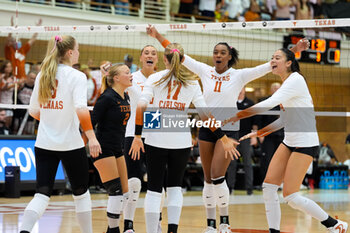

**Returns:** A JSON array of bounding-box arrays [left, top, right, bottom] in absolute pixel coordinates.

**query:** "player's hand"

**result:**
[[89, 137, 102, 158], [100, 62, 111, 76], [295, 38, 310, 53], [239, 131, 257, 142], [222, 115, 239, 126], [220, 135, 240, 160], [146, 24, 159, 38], [129, 136, 145, 160]]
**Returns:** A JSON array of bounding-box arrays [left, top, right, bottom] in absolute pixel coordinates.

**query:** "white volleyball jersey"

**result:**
[[125, 70, 148, 138], [252, 72, 319, 147], [183, 55, 271, 131], [29, 64, 87, 151], [140, 69, 206, 149]]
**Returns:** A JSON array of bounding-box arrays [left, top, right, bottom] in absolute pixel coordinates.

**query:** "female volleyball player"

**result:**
[[20, 35, 101, 233], [91, 63, 132, 233], [129, 43, 239, 233], [123, 45, 160, 233], [224, 48, 348, 233], [147, 25, 308, 233]]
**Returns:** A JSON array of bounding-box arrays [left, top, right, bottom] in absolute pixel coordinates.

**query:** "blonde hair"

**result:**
[[38, 35, 76, 104], [101, 64, 126, 93], [154, 43, 197, 88]]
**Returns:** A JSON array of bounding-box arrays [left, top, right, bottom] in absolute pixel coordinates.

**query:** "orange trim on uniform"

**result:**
[[236, 108, 257, 120], [77, 109, 93, 131], [135, 105, 144, 126], [209, 117, 219, 132], [257, 128, 272, 137], [161, 40, 171, 48], [31, 111, 40, 121]]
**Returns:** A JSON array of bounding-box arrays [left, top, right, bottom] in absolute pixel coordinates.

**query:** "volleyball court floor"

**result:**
[[1, 189, 349, 232]]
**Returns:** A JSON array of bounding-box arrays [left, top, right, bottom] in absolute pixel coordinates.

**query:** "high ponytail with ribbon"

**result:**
[[39, 35, 76, 104]]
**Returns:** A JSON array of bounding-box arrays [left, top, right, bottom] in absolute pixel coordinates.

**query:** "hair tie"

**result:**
[[230, 46, 233, 49], [55, 35, 63, 42], [50, 35, 63, 54], [171, 49, 180, 53]]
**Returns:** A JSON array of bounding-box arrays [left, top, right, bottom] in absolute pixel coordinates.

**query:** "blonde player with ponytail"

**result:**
[[91, 63, 133, 233], [20, 35, 101, 233], [129, 43, 239, 233]]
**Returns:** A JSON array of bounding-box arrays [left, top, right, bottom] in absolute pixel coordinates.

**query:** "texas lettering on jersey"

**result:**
[[210, 72, 231, 93], [40, 80, 63, 110]]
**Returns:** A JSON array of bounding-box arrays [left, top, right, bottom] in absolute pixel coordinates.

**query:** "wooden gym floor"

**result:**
[[1, 189, 349, 233]]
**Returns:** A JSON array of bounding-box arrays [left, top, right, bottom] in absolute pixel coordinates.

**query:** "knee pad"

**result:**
[[202, 182, 216, 208], [284, 192, 305, 210], [128, 177, 141, 200], [262, 183, 280, 204], [25, 193, 50, 218], [211, 176, 225, 185], [213, 180, 229, 208], [167, 187, 183, 208], [103, 178, 123, 196], [73, 190, 91, 213]]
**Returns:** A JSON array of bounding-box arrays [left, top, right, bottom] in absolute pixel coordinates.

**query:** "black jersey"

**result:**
[[91, 87, 130, 152]]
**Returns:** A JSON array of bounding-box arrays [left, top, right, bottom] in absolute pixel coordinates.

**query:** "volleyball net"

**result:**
[[0, 19, 349, 135]]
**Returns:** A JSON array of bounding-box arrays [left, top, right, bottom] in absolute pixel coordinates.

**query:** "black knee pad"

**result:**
[[37, 186, 52, 197], [212, 176, 225, 185], [72, 187, 88, 196], [103, 178, 123, 196]]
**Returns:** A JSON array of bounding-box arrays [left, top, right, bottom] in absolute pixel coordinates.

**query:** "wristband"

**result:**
[[135, 124, 143, 136], [213, 128, 225, 139]]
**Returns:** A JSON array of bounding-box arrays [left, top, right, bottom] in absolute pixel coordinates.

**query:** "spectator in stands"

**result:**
[[295, 0, 312, 19], [5, 17, 42, 80], [115, 0, 130, 15], [179, 0, 194, 14], [12, 70, 37, 135], [170, 0, 181, 17], [31, 64, 41, 73], [0, 109, 11, 135], [199, 0, 217, 18], [224, 0, 250, 21], [227, 87, 256, 195], [256, 82, 284, 184], [244, 0, 261, 21], [124, 54, 139, 73], [0, 60, 18, 128], [318, 142, 337, 165], [81, 64, 98, 106], [275, 0, 292, 20]]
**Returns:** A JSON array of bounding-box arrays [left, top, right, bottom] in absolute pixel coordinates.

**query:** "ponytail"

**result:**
[[155, 43, 197, 88], [38, 35, 76, 104]]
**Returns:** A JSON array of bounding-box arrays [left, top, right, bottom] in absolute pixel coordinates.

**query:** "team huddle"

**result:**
[[18, 25, 348, 233]]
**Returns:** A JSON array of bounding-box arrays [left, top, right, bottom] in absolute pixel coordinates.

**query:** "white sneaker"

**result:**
[[124, 230, 135, 233], [218, 224, 231, 233], [203, 226, 218, 233], [328, 220, 348, 233], [157, 222, 162, 233]]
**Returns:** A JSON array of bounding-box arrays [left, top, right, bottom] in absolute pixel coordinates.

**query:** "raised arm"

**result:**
[[146, 25, 211, 76], [28, 18, 42, 46]]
